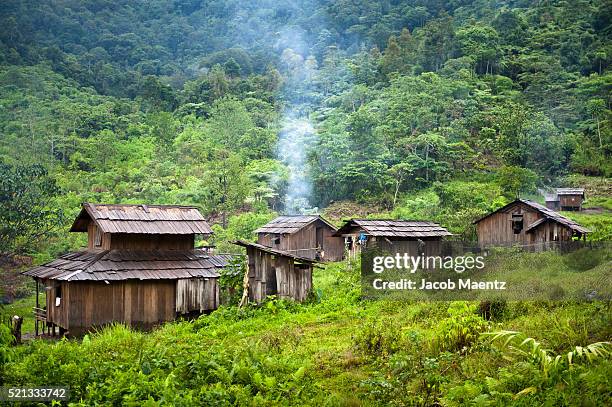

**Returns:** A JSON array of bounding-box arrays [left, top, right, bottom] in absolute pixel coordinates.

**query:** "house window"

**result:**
[[511, 214, 523, 234], [55, 284, 62, 307], [273, 234, 281, 245], [94, 227, 102, 247]]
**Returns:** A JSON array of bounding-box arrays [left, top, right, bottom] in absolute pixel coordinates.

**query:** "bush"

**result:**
[[354, 318, 402, 358], [435, 302, 488, 353]]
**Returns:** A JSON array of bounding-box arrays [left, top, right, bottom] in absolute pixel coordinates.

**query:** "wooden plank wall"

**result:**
[[257, 220, 344, 262], [58, 280, 177, 334], [87, 221, 195, 250], [246, 247, 313, 303], [528, 222, 574, 250], [44, 279, 69, 328], [87, 223, 111, 250], [176, 278, 219, 313], [247, 246, 269, 303], [559, 195, 582, 210], [476, 203, 543, 246], [109, 234, 195, 250], [284, 225, 317, 259], [321, 225, 344, 261]]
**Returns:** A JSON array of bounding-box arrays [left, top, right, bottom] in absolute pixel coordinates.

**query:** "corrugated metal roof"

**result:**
[[334, 219, 452, 238], [70, 203, 213, 235], [255, 215, 336, 234], [232, 240, 319, 263], [474, 199, 590, 234], [22, 250, 231, 281]]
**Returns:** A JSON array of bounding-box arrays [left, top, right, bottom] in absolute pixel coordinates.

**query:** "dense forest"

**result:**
[[0, 0, 610, 257]]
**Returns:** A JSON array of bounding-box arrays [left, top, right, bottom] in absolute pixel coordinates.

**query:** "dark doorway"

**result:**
[[266, 266, 277, 295], [316, 227, 323, 248]]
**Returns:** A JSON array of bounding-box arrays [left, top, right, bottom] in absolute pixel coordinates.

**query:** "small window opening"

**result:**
[[273, 234, 281, 245], [55, 285, 62, 307], [511, 214, 523, 234]]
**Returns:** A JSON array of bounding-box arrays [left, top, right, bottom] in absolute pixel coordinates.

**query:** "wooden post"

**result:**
[[35, 279, 39, 337], [11, 316, 23, 345]]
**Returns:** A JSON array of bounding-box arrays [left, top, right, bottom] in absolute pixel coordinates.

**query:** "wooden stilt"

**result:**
[[35, 279, 39, 337]]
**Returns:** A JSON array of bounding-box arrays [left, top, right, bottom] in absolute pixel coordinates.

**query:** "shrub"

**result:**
[[435, 302, 488, 353], [478, 299, 508, 321], [354, 318, 402, 358]]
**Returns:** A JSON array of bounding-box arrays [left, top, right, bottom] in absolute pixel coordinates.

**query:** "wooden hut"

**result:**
[[255, 215, 344, 261], [334, 219, 452, 259], [556, 188, 585, 211], [474, 199, 589, 248], [233, 240, 317, 304], [545, 188, 585, 211], [23, 203, 231, 336]]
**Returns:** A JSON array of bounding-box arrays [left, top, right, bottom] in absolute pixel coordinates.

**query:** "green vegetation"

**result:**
[[2, 259, 611, 405], [0, 1, 610, 260], [1, 294, 36, 335]]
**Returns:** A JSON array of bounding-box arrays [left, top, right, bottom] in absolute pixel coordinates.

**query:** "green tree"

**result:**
[[0, 163, 64, 257], [495, 165, 538, 199]]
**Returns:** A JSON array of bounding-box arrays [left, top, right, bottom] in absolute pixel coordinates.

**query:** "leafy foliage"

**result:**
[[0, 163, 64, 256]]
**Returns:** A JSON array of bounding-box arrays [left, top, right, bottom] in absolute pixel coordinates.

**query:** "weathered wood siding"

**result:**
[[109, 233, 195, 250], [475, 201, 578, 247], [87, 220, 195, 250], [44, 279, 69, 329], [527, 221, 574, 247], [321, 225, 344, 261], [341, 228, 444, 259], [257, 219, 344, 261], [246, 247, 312, 303], [87, 223, 111, 250], [175, 278, 219, 313], [45, 280, 177, 335], [559, 194, 582, 210]]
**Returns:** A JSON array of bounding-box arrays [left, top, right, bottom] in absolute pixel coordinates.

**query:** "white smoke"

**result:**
[[277, 115, 317, 214]]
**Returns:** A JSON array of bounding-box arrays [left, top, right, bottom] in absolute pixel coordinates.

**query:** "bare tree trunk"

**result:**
[[238, 265, 250, 308], [393, 173, 403, 208], [596, 117, 602, 149]]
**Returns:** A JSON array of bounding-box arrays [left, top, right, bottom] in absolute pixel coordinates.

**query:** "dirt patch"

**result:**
[[581, 207, 607, 214]]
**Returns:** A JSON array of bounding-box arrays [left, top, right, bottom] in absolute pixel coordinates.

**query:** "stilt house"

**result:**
[[255, 215, 344, 261], [545, 188, 585, 211], [474, 199, 589, 248], [233, 240, 317, 303], [23, 203, 230, 336], [334, 219, 452, 259]]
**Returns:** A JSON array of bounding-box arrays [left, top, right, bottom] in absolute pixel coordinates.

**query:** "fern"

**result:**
[[483, 330, 611, 378]]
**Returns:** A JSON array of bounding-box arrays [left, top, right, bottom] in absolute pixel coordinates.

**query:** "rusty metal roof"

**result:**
[[334, 219, 452, 238], [70, 203, 213, 235], [232, 240, 319, 263], [474, 199, 590, 234], [255, 215, 337, 235], [556, 188, 585, 196], [22, 250, 231, 281]]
